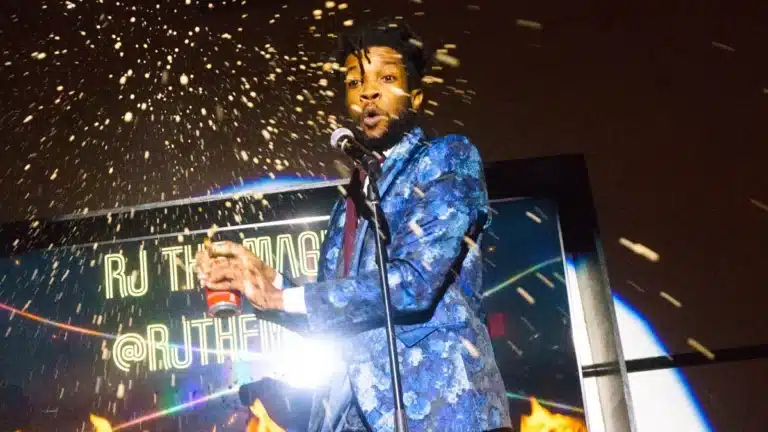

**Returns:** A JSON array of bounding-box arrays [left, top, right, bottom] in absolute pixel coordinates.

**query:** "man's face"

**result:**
[[344, 46, 423, 140]]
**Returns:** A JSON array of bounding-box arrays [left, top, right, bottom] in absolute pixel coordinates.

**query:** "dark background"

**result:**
[[0, 0, 766, 429]]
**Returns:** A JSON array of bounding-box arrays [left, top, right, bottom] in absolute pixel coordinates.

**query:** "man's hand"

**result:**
[[195, 241, 284, 311]]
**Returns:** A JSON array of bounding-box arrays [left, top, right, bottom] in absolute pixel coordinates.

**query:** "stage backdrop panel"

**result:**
[[0, 183, 587, 431]]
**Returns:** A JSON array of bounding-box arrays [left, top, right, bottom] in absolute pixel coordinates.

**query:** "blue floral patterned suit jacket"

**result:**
[[287, 128, 511, 432]]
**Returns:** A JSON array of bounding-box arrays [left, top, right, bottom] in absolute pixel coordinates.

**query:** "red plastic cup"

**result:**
[[206, 287, 242, 318]]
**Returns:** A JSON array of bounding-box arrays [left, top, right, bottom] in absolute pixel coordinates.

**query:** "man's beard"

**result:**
[[359, 109, 417, 153]]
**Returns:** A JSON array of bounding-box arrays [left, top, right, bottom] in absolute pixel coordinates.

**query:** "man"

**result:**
[[197, 21, 512, 432]]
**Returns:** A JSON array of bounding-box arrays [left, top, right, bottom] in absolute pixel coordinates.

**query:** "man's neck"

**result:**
[[363, 116, 418, 153], [364, 134, 400, 154]]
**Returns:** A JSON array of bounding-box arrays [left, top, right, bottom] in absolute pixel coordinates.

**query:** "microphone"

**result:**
[[330, 128, 382, 177]]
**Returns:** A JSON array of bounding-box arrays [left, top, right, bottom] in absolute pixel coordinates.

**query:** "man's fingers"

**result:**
[[247, 256, 275, 281], [201, 241, 278, 289], [208, 267, 242, 284], [205, 257, 243, 274], [209, 241, 247, 258], [195, 250, 212, 274], [262, 267, 276, 283], [205, 279, 244, 293]]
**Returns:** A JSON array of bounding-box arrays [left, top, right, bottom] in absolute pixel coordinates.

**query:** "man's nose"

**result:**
[[360, 87, 380, 102]]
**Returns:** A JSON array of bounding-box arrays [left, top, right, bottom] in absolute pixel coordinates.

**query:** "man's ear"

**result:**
[[410, 88, 424, 111]]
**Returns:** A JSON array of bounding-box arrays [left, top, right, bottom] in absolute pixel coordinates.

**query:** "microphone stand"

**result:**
[[360, 154, 409, 432]]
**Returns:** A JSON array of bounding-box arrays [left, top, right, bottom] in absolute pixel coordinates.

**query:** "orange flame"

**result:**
[[92, 397, 577, 432], [89, 414, 114, 432], [90, 401, 286, 432], [520, 397, 587, 432], [246, 399, 286, 432]]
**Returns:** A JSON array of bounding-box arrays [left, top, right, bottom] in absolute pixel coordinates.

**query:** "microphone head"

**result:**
[[330, 127, 354, 150]]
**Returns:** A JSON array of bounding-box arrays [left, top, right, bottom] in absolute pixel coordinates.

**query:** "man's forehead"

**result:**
[[344, 46, 404, 69]]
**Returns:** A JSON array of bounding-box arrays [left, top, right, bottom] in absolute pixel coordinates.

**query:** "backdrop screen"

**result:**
[[0, 188, 586, 431]]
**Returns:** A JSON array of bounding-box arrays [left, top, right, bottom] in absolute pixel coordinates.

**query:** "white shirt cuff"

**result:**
[[273, 273, 285, 289], [282, 287, 307, 314]]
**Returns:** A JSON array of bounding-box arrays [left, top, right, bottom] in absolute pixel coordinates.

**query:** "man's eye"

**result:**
[[346, 79, 360, 88], [382, 75, 396, 83]]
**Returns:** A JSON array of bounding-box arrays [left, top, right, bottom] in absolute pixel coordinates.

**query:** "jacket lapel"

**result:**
[[377, 127, 428, 199], [348, 128, 428, 276]]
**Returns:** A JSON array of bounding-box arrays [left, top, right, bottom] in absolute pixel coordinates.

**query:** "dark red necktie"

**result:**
[[342, 168, 367, 277]]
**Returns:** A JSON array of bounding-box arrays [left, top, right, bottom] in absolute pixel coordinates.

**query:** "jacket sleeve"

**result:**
[[302, 138, 489, 335], [251, 309, 310, 335], [248, 199, 342, 336], [315, 198, 344, 284], [249, 273, 312, 334]]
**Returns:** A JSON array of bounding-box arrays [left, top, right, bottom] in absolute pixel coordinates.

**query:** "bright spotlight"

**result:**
[[268, 336, 344, 389]]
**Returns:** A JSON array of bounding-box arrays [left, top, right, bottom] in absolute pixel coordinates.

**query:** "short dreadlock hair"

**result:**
[[335, 19, 430, 92]]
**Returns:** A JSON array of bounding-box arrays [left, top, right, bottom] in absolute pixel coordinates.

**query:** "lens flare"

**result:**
[[0, 301, 263, 359], [0, 301, 116, 339], [89, 387, 238, 431]]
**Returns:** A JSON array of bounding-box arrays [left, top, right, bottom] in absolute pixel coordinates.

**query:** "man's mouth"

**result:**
[[362, 105, 386, 128]]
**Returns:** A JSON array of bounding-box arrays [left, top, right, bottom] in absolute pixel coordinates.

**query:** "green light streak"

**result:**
[[483, 257, 563, 297]]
